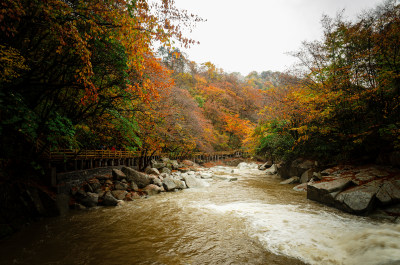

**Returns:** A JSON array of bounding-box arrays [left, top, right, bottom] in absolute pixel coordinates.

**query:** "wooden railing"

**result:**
[[45, 149, 247, 161]]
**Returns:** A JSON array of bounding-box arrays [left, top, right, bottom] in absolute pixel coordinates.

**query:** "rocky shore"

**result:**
[[259, 159, 400, 220], [69, 158, 238, 209]]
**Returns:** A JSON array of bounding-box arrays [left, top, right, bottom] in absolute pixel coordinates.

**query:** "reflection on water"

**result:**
[[0, 164, 399, 265]]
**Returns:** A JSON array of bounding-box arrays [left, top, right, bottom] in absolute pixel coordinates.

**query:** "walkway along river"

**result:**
[[0, 162, 399, 265]]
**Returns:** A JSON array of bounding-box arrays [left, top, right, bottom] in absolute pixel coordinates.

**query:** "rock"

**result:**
[[117, 200, 125, 206], [280, 177, 300, 185], [175, 179, 187, 189], [182, 160, 194, 166], [112, 169, 126, 180], [335, 181, 381, 214], [163, 177, 177, 191], [145, 167, 160, 175], [95, 175, 111, 181], [237, 162, 249, 169], [313, 172, 322, 180], [161, 168, 171, 175], [171, 160, 180, 170], [114, 181, 129, 190], [151, 177, 163, 187], [183, 175, 207, 188], [293, 183, 308, 192], [276, 161, 291, 179], [105, 179, 113, 186], [307, 177, 353, 206], [130, 181, 139, 191], [103, 191, 119, 206], [143, 184, 162, 196], [258, 161, 272, 170], [151, 160, 166, 169], [300, 169, 314, 183], [376, 179, 400, 205], [80, 192, 99, 208], [88, 178, 102, 191], [265, 164, 278, 175], [121, 167, 151, 188], [228, 177, 238, 181], [125, 192, 141, 201], [111, 190, 128, 200], [199, 172, 213, 179], [162, 177, 186, 191]]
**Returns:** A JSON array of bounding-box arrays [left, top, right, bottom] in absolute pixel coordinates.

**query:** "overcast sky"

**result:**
[[174, 0, 385, 76]]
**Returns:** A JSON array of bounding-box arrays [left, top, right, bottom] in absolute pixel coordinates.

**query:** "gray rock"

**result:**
[[161, 167, 171, 175], [130, 181, 139, 191], [293, 183, 308, 192], [80, 192, 99, 208], [103, 191, 119, 206], [163, 177, 177, 191], [121, 167, 151, 188], [376, 179, 400, 205], [265, 164, 278, 175], [151, 177, 163, 187], [171, 160, 180, 170], [183, 175, 206, 188], [112, 169, 126, 180], [111, 190, 128, 200], [114, 181, 129, 190], [258, 161, 272, 170], [145, 167, 160, 175], [280, 176, 300, 185], [300, 169, 314, 183], [143, 184, 162, 196], [151, 160, 166, 169], [88, 178, 102, 191], [307, 177, 353, 206], [162, 177, 186, 191], [228, 177, 238, 182], [335, 181, 381, 213]]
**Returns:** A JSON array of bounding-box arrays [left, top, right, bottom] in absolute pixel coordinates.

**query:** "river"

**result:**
[[1, 163, 399, 265]]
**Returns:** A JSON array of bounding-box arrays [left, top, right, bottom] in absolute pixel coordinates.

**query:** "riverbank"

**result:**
[[1, 162, 399, 265], [258, 158, 400, 221]]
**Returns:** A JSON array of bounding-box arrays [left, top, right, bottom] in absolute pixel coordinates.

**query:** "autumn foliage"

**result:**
[[255, 1, 400, 163]]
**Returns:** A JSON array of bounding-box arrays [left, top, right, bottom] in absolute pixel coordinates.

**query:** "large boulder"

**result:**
[[162, 177, 177, 191], [114, 181, 129, 190], [111, 190, 128, 200], [143, 184, 162, 196], [79, 192, 99, 208], [183, 175, 207, 188], [306, 165, 400, 214], [151, 177, 163, 187], [162, 177, 186, 191], [121, 167, 151, 188], [258, 161, 272, 170], [307, 177, 353, 206], [376, 179, 400, 205], [102, 191, 119, 206], [300, 169, 314, 183], [265, 164, 278, 175], [145, 167, 160, 176], [112, 169, 126, 180], [335, 181, 381, 214]]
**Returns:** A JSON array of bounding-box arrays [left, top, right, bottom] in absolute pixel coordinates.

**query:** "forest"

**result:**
[[1, 0, 400, 173]]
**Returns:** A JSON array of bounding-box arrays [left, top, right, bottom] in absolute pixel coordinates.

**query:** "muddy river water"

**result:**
[[1, 163, 399, 265]]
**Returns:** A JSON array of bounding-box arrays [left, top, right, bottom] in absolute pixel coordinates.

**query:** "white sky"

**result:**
[[174, 0, 385, 75]]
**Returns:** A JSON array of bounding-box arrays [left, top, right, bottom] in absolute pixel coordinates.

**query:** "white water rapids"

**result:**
[[0, 163, 399, 265]]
